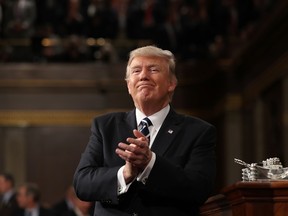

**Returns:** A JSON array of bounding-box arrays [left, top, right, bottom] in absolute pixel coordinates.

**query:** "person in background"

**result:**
[[16, 182, 54, 216], [0, 173, 20, 216], [62, 196, 93, 216], [73, 45, 217, 215], [52, 185, 94, 216], [3, 0, 36, 38], [52, 186, 76, 216]]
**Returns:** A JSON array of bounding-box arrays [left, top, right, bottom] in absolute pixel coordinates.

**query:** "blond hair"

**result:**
[[125, 45, 177, 84]]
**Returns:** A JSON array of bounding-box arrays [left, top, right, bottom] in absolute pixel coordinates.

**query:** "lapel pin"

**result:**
[[168, 129, 173, 134]]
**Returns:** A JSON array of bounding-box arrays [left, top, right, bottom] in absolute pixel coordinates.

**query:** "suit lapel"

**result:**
[[122, 110, 137, 137], [151, 109, 183, 156]]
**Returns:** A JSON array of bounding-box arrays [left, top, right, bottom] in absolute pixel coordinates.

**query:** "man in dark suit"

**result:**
[[16, 183, 54, 216], [0, 173, 20, 216], [52, 186, 94, 216], [73, 45, 216, 216], [52, 186, 76, 216]]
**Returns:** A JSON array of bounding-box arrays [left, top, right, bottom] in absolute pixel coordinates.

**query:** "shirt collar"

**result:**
[[26, 206, 39, 216], [66, 198, 74, 210], [136, 104, 170, 131], [2, 189, 14, 203]]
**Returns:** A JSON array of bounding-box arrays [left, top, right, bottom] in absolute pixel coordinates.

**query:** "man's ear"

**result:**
[[168, 80, 177, 92]]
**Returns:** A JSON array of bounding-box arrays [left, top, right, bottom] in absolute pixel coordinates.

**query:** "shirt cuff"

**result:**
[[117, 152, 156, 194], [117, 166, 134, 195], [137, 152, 156, 184]]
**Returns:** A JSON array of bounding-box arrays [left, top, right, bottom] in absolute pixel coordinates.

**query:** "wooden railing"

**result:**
[[200, 181, 288, 216]]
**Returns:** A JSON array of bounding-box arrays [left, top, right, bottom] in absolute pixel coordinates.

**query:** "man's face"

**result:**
[[16, 186, 30, 208], [0, 176, 5, 193], [126, 56, 176, 107], [0, 176, 11, 193]]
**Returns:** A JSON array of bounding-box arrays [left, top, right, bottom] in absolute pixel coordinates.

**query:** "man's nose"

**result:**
[[139, 68, 149, 80]]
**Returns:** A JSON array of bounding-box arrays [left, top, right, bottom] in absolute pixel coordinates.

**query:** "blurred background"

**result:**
[[0, 0, 288, 207]]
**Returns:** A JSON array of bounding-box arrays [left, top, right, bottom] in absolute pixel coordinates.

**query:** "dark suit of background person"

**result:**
[[73, 46, 217, 216], [61, 196, 93, 216], [16, 206, 54, 216], [0, 173, 21, 216], [52, 186, 76, 216], [52, 186, 94, 216]]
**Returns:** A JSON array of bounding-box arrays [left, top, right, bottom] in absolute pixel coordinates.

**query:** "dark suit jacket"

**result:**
[[73, 108, 216, 216], [52, 200, 94, 216], [52, 200, 70, 216], [0, 193, 20, 216], [16, 206, 54, 216]]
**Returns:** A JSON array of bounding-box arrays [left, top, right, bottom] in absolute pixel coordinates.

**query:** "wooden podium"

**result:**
[[200, 181, 288, 216]]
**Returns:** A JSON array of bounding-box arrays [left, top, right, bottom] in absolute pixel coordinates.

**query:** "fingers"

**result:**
[[126, 138, 147, 148], [130, 129, 149, 148], [116, 143, 145, 162], [119, 142, 141, 153], [115, 142, 151, 169], [122, 161, 138, 183], [133, 129, 145, 138], [115, 129, 152, 169]]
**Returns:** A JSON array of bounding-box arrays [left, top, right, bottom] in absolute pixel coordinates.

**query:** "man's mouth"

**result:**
[[137, 82, 154, 89]]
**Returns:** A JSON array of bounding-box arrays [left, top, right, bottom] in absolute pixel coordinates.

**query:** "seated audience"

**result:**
[[52, 185, 93, 216], [52, 186, 75, 216], [16, 182, 54, 216], [0, 173, 20, 216]]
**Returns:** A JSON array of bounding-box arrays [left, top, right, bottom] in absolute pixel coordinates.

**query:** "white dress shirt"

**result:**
[[25, 206, 39, 216], [2, 190, 14, 204], [117, 105, 170, 194]]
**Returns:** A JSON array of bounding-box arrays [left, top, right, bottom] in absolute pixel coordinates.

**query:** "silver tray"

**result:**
[[234, 157, 288, 181]]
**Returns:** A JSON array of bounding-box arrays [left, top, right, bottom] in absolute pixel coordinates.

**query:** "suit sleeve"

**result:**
[[73, 118, 121, 205]]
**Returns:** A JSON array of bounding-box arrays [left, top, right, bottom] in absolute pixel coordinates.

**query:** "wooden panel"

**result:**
[[25, 126, 90, 205], [222, 181, 288, 216], [200, 194, 232, 216]]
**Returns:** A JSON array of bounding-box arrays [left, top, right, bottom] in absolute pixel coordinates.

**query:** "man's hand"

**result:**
[[115, 129, 152, 183]]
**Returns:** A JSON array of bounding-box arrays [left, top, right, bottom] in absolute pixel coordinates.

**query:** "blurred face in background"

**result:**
[[0, 175, 12, 194], [74, 198, 92, 214], [16, 186, 31, 208]]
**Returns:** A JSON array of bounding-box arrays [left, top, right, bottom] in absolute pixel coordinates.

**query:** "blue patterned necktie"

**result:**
[[139, 117, 152, 138]]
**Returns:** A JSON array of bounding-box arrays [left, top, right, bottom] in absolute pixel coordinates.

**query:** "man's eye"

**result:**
[[151, 68, 159, 72], [132, 70, 141, 74]]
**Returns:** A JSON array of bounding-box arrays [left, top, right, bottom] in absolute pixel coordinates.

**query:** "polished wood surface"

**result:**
[[200, 194, 232, 216], [201, 181, 288, 216], [223, 181, 288, 216]]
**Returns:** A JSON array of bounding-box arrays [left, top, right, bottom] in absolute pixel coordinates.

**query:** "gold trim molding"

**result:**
[[0, 110, 124, 127], [0, 109, 207, 127], [0, 79, 125, 88]]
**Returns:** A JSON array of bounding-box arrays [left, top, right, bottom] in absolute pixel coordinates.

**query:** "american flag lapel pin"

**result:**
[[168, 129, 173, 134]]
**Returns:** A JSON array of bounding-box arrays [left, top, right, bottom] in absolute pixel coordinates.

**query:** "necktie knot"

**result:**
[[139, 117, 152, 137]]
